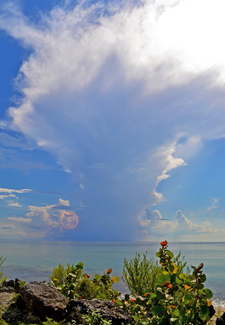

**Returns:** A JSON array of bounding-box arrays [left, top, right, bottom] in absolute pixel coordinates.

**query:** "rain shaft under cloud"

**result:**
[[1, 0, 225, 240]]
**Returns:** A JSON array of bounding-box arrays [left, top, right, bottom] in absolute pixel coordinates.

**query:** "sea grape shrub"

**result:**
[[116, 241, 213, 325], [51, 262, 120, 301], [92, 268, 120, 300], [50, 262, 83, 285]]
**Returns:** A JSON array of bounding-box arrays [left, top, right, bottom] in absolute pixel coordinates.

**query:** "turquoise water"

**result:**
[[1, 240, 224, 306]]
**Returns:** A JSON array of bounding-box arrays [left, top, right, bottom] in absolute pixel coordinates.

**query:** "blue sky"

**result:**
[[0, 0, 225, 241]]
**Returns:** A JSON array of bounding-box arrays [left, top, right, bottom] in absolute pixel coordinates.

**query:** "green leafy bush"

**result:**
[[0, 256, 7, 285], [82, 310, 112, 325], [116, 241, 213, 325], [122, 252, 161, 295], [51, 262, 120, 301], [74, 277, 99, 300], [50, 262, 83, 285], [122, 250, 188, 296]]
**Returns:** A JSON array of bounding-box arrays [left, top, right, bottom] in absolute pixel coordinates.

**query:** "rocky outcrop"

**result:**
[[65, 299, 134, 324], [216, 312, 225, 325], [0, 279, 218, 325], [0, 287, 15, 313], [19, 281, 68, 321]]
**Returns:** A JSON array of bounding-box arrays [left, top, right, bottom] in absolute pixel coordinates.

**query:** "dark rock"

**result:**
[[19, 281, 68, 321], [65, 299, 134, 325], [0, 286, 15, 293], [15, 294, 27, 310], [216, 312, 225, 325], [2, 279, 15, 288], [209, 305, 216, 319], [14, 278, 22, 293], [2, 302, 40, 325]]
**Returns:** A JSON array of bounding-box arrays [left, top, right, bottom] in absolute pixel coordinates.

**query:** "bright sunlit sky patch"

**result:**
[[1, 0, 225, 241]]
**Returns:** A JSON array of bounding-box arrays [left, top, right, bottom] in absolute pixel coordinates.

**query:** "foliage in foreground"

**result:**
[[50, 262, 120, 301], [0, 256, 7, 285], [122, 250, 189, 296], [0, 243, 215, 325], [50, 241, 213, 324], [115, 241, 213, 325]]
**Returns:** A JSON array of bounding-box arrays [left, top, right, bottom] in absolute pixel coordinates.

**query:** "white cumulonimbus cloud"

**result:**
[[1, 0, 225, 239]]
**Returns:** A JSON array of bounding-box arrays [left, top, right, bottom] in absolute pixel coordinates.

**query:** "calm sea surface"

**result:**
[[1, 241, 224, 306]]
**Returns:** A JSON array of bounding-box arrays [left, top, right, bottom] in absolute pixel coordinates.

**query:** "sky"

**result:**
[[1, 0, 225, 242]]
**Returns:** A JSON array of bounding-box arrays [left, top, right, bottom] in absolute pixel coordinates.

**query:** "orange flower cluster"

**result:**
[[160, 241, 167, 246]]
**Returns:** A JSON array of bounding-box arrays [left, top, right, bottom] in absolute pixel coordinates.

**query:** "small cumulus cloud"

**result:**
[[7, 202, 22, 208], [8, 217, 32, 222], [58, 198, 70, 206], [0, 187, 31, 194], [25, 198, 71, 228], [2, 198, 74, 239], [0, 224, 15, 229], [0, 195, 9, 199]]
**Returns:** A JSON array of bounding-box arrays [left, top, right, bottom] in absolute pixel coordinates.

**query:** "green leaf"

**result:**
[[171, 274, 177, 283], [196, 283, 204, 289], [184, 279, 192, 286], [204, 289, 213, 299], [76, 262, 84, 269], [173, 310, 180, 318], [150, 293, 157, 299], [167, 250, 174, 259], [19, 281, 26, 287], [156, 252, 161, 257], [184, 294, 193, 304], [156, 273, 171, 285], [152, 305, 165, 316], [200, 274, 206, 283], [156, 289, 165, 300], [169, 264, 175, 272], [94, 274, 101, 280], [179, 273, 187, 280], [200, 305, 209, 320]]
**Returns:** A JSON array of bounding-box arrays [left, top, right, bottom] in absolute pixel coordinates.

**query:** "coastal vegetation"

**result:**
[[0, 241, 217, 324], [0, 256, 7, 285]]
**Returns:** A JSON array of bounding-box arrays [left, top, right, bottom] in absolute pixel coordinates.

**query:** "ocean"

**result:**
[[1, 240, 224, 306]]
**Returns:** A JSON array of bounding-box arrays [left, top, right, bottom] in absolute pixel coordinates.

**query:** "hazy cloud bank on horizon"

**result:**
[[1, 0, 225, 239]]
